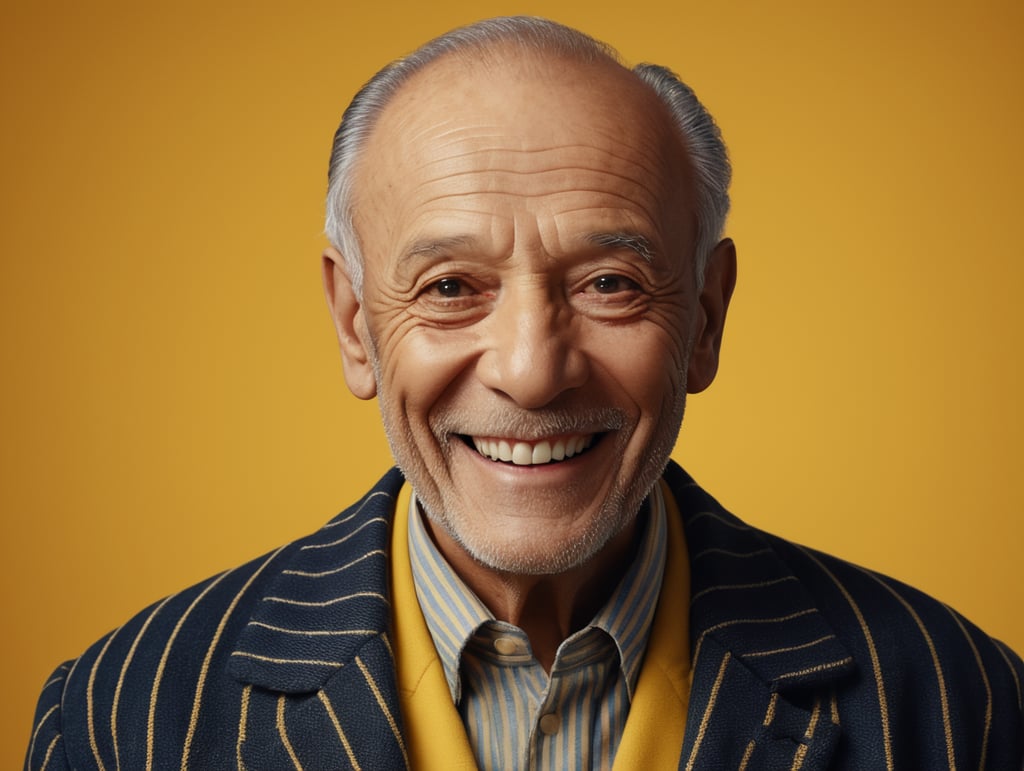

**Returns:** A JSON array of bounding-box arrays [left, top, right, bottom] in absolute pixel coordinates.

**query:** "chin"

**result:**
[[422, 486, 637, 577]]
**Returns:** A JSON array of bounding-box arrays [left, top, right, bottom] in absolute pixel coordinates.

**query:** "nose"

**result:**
[[476, 283, 589, 409]]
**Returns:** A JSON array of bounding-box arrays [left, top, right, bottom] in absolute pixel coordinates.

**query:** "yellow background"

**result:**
[[3, 0, 1022, 761]]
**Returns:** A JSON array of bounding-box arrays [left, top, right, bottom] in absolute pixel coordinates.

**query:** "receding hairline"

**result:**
[[349, 43, 695, 209], [369, 39, 667, 131]]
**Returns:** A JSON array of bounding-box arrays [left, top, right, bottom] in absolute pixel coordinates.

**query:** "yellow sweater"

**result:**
[[390, 480, 692, 769]]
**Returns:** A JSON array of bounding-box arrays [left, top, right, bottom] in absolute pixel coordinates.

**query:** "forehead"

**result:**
[[353, 49, 694, 256]]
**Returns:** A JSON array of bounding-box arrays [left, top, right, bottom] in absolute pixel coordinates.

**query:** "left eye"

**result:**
[[591, 275, 637, 293], [430, 278, 465, 297]]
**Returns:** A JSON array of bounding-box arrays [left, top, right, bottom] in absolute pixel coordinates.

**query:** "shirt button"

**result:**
[[493, 637, 518, 655], [539, 713, 561, 735]]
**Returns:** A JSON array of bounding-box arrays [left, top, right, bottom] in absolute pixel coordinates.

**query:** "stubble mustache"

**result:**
[[430, 405, 629, 444]]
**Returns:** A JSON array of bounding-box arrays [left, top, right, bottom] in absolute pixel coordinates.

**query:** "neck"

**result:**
[[424, 512, 643, 672]]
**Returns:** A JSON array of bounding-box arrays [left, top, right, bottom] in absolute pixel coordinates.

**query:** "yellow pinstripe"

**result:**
[[691, 576, 798, 603], [738, 691, 779, 771], [777, 657, 854, 682], [691, 608, 817, 669], [738, 740, 756, 771], [945, 606, 992, 770], [87, 628, 121, 771], [236, 684, 251, 771], [41, 672, 66, 692], [379, 631, 395, 661], [318, 491, 394, 531], [27, 704, 58, 770], [763, 692, 779, 727], [181, 547, 286, 769], [39, 734, 61, 771], [684, 651, 731, 771], [745, 635, 837, 659], [111, 594, 174, 771], [60, 655, 83, 716], [993, 640, 1022, 711], [146, 570, 232, 771], [276, 694, 304, 770], [355, 655, 409, 768], [317, 690, 361, 770], [301, 517, 389, 550], [862, 569, 956, 770], [229, 651, 345, 667], [246, 621, 377, 636], [797, 547, 893, 770], [790, 698, 822, 770], [282, 548, 386, 578], [263, 591, 387, 607]]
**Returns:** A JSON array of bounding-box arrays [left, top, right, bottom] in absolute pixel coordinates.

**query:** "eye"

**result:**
[[429, 277, 465, 297], [591, 274, 639, 294]]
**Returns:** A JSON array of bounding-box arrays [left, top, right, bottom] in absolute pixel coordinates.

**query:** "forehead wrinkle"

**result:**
[[402, 158, 665, 207], [399, 187, 662, 221], [412, 142, 667, 176]]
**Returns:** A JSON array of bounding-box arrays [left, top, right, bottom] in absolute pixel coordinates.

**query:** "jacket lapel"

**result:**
[[227, 468, 408, 767], [665, 462, 853, 769]]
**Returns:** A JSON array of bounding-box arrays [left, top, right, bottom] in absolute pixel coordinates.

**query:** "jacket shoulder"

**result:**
[[768, 535, 1024, 767], [663, 461, 1023, 766], [25, 468, 405, 770]]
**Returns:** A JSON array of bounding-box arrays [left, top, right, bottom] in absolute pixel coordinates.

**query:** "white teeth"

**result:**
[[512, 442, 532, 465], [473, 435, 595, 464], [532, 441, 552, 464]]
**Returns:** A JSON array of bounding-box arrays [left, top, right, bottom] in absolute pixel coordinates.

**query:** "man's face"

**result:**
[[327, 52, 730, 575]]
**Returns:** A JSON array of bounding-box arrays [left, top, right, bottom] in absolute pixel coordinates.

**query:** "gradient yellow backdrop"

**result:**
[[3, 0, 1022, 761]]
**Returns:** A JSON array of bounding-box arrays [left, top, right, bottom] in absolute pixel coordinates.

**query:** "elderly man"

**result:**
[[26, 16, 1022, 770]]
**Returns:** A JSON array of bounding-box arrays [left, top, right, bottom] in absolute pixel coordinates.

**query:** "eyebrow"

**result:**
[[402, 235, 479, 261], [587, 232, 655, 262]]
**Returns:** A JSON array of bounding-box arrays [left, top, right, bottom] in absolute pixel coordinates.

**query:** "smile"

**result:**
[[467, 434, 598, 465]]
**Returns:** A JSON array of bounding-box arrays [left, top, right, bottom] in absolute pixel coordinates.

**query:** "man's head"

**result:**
[[322, 17, 736, 577]]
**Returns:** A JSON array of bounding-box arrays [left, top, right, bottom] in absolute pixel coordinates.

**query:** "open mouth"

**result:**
[[463, 434, 601, 466]]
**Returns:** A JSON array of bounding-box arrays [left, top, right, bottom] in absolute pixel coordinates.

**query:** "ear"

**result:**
[[686, 238, 737, 394], [322, 247, 377, 400]]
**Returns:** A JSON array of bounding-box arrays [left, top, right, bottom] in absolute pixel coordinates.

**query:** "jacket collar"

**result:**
[[664, 461, 853, 768]]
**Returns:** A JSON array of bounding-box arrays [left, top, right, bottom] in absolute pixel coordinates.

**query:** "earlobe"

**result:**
[[686, 238, 737, 394], [322, 247, 377, 400]]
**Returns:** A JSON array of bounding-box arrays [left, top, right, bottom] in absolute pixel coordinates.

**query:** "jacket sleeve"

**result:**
[[24, 662, 74, 771]]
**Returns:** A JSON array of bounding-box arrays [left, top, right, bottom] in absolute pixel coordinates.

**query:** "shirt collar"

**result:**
[[407, 485, 668, 703]]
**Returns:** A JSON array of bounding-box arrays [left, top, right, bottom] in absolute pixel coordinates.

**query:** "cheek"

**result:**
[[375, 322, 482, 413], [595, 314, 690, 404]]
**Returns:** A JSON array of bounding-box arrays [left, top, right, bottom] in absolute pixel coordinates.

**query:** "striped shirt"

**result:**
[[408, 486, 668, 770]]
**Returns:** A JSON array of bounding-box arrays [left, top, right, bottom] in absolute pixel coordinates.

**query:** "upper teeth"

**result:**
[[472, 435, 595, 465]]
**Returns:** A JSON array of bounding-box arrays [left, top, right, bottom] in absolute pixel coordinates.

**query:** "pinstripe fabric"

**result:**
[[26, 462, 1024, 769], [407, 484, 667, 769]]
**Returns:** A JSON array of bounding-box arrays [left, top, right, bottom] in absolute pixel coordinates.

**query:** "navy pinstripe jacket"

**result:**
[[26, 462, 1024, 769]]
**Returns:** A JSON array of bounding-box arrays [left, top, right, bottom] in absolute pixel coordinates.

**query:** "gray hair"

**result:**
[[325, 16, 730, 295]]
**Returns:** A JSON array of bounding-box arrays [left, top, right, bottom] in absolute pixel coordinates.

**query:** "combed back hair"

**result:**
[[325, 16, 730, 295]]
